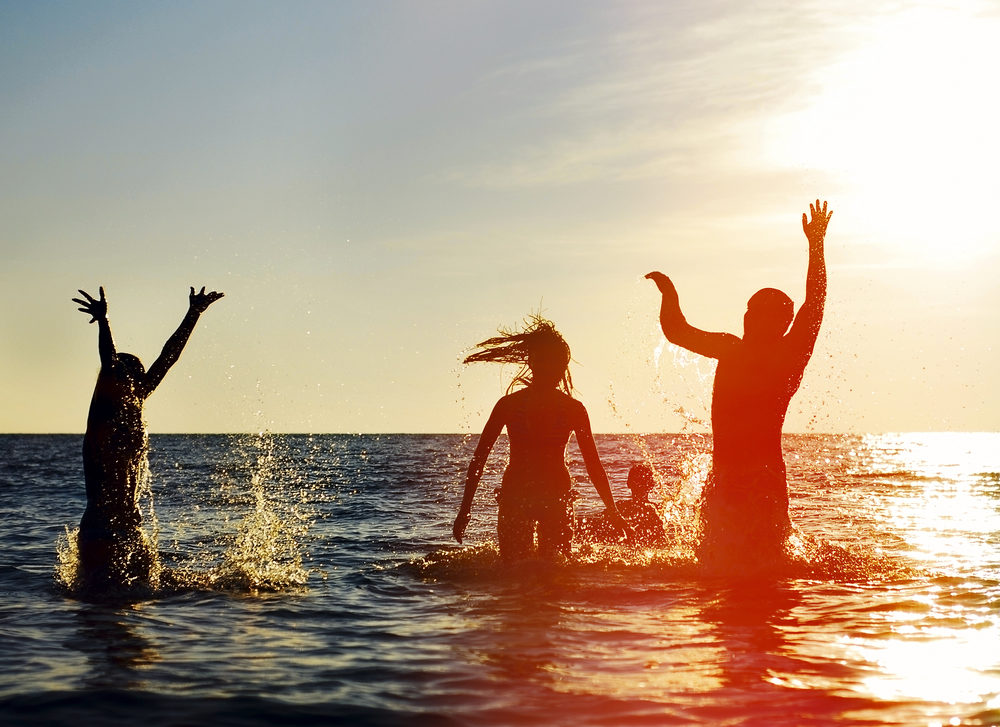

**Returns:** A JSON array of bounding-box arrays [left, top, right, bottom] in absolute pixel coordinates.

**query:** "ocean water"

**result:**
[[1, 432, 998, 726]]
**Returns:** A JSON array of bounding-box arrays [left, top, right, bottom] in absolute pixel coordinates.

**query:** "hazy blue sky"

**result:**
[[2, 1, 998, 433]]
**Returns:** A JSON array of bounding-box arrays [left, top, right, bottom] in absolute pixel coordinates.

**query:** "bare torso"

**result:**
[[498, 386, 582, 498], [711, 337, 809, 472], [81, 375, 147, 533]]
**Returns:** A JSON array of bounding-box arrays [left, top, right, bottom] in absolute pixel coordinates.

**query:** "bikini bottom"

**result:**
[[494, 486, 576, 560]]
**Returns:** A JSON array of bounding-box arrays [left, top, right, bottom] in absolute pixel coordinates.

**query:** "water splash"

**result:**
[[57, 432, 313, 598], [415, 458, 917, 585], [208, 432, 309, 591], [55, 525, 80, 589], [134, 443, 163, 588], [55, 446, 163, 594], [416, 530, 915, 584]]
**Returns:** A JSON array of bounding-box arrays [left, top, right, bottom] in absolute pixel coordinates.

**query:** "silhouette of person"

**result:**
[[453, 316, 629, 560], [617, 463, 667, 546], [72, 285, 224, 589], [646, 200, 832, 565], [581, 462, 666, 546]]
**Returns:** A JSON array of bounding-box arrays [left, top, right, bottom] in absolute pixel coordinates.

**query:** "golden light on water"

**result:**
[[854, 631, 1000, 705], [847, 433, 1000, 713], [871, 433, 1000, 568]]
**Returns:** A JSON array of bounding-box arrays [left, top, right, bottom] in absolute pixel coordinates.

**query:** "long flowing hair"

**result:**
[[464, 315, 573, 394]]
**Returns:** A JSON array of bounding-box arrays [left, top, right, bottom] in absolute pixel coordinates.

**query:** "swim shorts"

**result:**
[[698, 465, 791, 563]]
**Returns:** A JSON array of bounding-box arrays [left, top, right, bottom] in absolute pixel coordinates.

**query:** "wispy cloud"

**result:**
[[439, 2, 859, 189]]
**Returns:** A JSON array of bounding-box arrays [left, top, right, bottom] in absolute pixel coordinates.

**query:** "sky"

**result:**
[[1, 0, 998, 434]]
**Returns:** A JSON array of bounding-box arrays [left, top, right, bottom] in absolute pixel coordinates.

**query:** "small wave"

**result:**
[[0, 689, 462, 727], [406, 542, 504, 582], [849, 470, 938, 482], [408, 479, 917, 585], [782, 531, 920, 581], [408, 529, 916, 585]]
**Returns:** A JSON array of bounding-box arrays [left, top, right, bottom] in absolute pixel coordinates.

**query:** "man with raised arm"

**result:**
[[646, 200, 832, 564], [72, 285, 224, 589]]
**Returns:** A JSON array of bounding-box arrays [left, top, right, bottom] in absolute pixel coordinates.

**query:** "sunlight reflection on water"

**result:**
[[841, 433, 1000, 719], [5, 434, 1000, 726]]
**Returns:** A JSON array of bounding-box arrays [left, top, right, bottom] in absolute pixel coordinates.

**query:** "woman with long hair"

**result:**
[[453, 316, 628, 560]]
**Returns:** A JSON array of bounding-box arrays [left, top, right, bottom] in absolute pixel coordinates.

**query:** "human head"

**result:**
[[525, 326, 571, 388], [96, 353, 145, 400], [113, 353, 145, 385], [743, 288, 794, 341], [464, 315, 573, 393], [627, 463, 656, 499]]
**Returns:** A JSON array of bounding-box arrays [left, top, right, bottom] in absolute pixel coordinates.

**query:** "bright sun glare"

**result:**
[[767, 5, 1000, 263]]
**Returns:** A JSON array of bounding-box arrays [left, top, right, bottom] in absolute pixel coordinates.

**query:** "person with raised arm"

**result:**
[[646, 200, 832, 564], [453, 316, 629, 560], [72, 285, 224, 589]]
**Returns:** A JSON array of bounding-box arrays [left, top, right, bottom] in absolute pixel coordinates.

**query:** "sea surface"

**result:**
[[1, 432, 998, 726]]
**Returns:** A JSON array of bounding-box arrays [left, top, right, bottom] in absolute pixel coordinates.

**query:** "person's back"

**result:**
[[501, 386, 581, 493], [73, 286, 223, 589], [711, 323, 811, 471], [81, 357, 147, 534], [452, 316, 629, 560], [646, 200, 832, 563], [616, 499, 665, 545]]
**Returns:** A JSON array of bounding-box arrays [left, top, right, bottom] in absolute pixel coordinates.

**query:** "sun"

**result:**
[[765, 4, 1000, 264]]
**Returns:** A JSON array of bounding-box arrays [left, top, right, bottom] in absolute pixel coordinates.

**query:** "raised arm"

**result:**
[[787, 200, 832, 353], [140, 286, 224, 398], [73, 287, 116, 368], [573, 404, 631, 539], [645, 272, 739, 359], [453, 400, 507, 544]]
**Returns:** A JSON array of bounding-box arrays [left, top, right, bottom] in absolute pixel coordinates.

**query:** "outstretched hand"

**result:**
[[645, 272, 681, 311], [72, 287, 107, 324], [644, 271, 675, 295], [189, 286, 224, 313], [802, 199, 833, 245]]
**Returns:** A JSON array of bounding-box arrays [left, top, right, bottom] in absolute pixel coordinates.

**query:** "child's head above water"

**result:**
[[627, 463, 656, 499], [464, 315, 572, 393]]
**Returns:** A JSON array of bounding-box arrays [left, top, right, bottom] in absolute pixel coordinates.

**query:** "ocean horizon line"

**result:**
[[2, 430, 997, 437]]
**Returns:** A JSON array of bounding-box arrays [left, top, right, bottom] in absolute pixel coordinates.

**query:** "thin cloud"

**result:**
[[437, 3, 855, 190]]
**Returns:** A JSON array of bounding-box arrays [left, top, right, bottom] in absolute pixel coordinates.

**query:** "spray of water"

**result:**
[[56, 432, 312, 598], [55, 445, 163, 594], [135, 444, 163, 588], [209, 432, 309, 591], [55, 525, 80, 589]]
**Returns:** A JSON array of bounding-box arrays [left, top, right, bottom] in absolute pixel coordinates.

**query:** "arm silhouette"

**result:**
[[573, 406, 631, 538], [645, 272, 739, 359], [140, 286, 224, 398], [786, 200, 832, 356], [453, 400, 507, 544], [73, 287, 116, 368]]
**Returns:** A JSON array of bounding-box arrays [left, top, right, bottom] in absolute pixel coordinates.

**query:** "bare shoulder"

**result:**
[[492, 393, 517, 415], [562, 393, 590, 422], [494, 389, 542, 416], [715, 332, 744, 358], [778, 332, 815, 369]]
